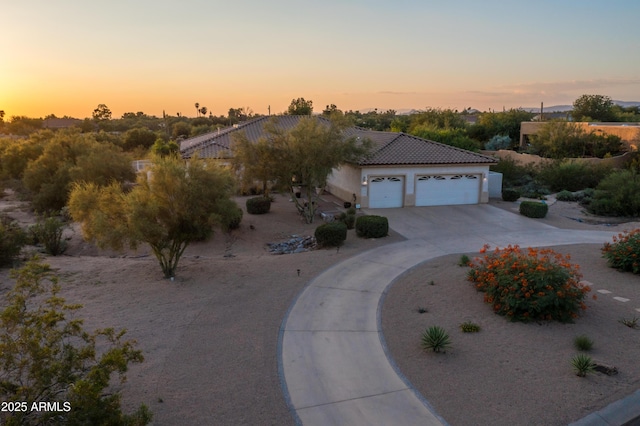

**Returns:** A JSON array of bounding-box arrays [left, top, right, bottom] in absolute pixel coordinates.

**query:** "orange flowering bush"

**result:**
[[602, 229, 640, 274], [468, 244, 589, 323]]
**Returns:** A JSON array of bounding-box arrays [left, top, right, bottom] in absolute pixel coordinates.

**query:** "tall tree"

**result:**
[[232, 117, 370, 223], [572, 94, 616, 122], [194, 102, 200, 117], [92, 104, 112, 122], [68, 155, 238, 278], [286, 98, 313, 115], [22, 129, 134, 212]]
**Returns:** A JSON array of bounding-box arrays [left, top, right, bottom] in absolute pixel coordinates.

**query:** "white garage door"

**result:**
[[415, 174, 480, 206], [369, 176, 404, 208]]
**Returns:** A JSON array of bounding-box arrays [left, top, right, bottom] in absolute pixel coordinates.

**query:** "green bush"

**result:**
[[602, 229, 640, 274], [355, 215, 389, 238], [574, 335, 594, 351], [490, 157, 537, 188], [314, 222, 347, 247], [537, 161, 611, 192], [555, 190, 576, 202], [485, 135, 511, 151], [468, 245, 589, 323], [218, 200, 243, 232], [246, 196, 271, 215], [346, 206, 357, 215], [29, 214, 67, 256], [519, 201, 548, 218], [0, 216, 26, 267], [501, 188, 520, 202], [587, 170, 640, 217]]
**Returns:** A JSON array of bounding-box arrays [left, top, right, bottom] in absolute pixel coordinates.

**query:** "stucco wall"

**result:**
[[489, 149, 632, 169], [520, 122, 640, 149], [326, 164, 362, 206]]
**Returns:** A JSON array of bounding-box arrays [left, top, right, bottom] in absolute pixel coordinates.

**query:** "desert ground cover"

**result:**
[[382, 201, 640, 425], [0, 191, 403, 425], [1, 190, 640, 425]]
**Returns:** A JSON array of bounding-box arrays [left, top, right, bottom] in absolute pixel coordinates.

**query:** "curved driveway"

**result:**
[[279, 204, 621, 425]]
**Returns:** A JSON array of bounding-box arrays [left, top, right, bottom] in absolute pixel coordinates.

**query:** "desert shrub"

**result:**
[[343, 214, 356, 229], [246, 196, 271, 215], [459, 321, 481, 332], [490, 157, 537, 188], [458, 254, 471, 266], [355, 215, 389, 238], [218, 199, 243, 232], [501, 188, 520, 202], [602, 229, 640, 274], [555, 190, 576, 202], [587, 170, 640, 216], [0, 216, 26, 267], [519, 201, 548, 218], [314, 222, 347, 247], [29, 214, 67, 255], [518, 181, 550, 199], [537, 161, 611, 192], [420, 326, 451, 353], [467, 245, 589, 322], [0, 260, 152, 425], [574, 335, 594, 351], [484, 135, 511, 151]]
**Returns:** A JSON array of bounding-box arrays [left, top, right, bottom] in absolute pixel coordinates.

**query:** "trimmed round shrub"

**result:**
[[602, 229, 640, 274], [501, 188, 520, 202], [468, 245, 589, 322], [246, 196, 271, 215], [346, 207, 357, 215], [314, 222, 347, 247], [519, 201, 548, 218], [355, 215, 388, 238]]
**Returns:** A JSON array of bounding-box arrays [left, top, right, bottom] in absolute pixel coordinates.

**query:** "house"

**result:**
[[180, 115, 497, 208]]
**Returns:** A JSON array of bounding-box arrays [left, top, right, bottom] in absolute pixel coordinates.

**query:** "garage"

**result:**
[[415, 174, 480, 206], [368, 176, 404, 208]]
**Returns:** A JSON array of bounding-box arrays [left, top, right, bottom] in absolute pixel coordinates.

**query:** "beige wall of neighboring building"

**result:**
[[520, 122, 640, 150]]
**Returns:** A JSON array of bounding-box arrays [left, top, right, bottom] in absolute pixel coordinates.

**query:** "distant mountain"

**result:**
[[524, 100, 640, 113]]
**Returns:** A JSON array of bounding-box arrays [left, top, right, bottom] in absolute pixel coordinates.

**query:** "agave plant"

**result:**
[[421, 326, 451, 353], [571, 353, 595, 377]]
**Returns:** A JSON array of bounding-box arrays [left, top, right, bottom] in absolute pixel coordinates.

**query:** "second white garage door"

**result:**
[[369, 176, 404, 208], [415, 174, 480, 206]]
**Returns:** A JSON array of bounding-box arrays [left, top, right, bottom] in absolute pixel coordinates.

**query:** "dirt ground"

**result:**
[[0, 191, 403, 425], [1, 192, 639, 425], [383, 199, 640, 425]]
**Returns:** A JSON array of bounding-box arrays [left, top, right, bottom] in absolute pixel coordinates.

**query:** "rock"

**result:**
[[267, 235, 317, 255]]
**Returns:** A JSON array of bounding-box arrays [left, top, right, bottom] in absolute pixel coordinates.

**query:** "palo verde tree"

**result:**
[[234, 116, 370, 223], [68, 155, 237, 278], [0, 259, 151, 425]]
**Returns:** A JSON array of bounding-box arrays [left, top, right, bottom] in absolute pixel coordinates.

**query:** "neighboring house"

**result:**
[[180, 115, 497, 209]]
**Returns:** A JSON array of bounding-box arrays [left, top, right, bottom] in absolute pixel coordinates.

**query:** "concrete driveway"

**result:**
[[278, 205, 624, 425]]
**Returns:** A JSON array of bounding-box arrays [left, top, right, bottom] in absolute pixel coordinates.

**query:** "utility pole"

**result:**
[[268, 105, 271, 116]]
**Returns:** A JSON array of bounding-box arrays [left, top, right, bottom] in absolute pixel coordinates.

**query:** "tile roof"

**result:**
[[180, 115, 496, 166]]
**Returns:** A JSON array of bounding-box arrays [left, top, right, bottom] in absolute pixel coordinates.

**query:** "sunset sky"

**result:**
[[3, 1, 640, 119]]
